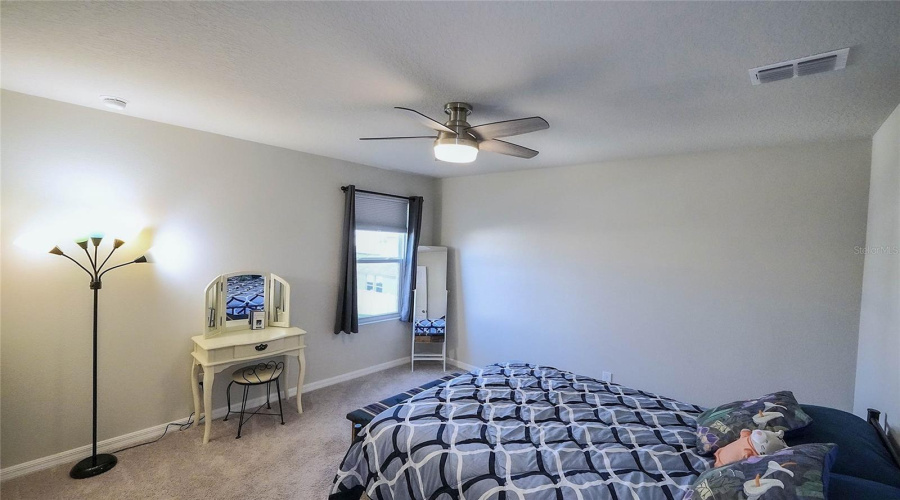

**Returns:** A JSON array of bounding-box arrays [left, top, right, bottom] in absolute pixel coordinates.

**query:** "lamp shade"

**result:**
[[434, 136, 478, 163], [134, 248, 155, 264]]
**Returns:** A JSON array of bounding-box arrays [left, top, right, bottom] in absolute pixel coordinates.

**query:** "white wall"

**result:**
[[440, 141, 871, 411], [854, 102, 900, 444], [0, 91, 437, 468]]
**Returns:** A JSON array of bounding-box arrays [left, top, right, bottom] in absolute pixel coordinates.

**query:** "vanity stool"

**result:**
[[223, 361, 285, 439]]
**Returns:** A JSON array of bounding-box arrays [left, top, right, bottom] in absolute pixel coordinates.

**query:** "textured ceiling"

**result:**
[[2, 2, 899, 178]]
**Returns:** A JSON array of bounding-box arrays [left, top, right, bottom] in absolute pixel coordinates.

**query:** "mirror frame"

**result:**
[[203, 276, 224, 336], [268, 273, 291, 328]]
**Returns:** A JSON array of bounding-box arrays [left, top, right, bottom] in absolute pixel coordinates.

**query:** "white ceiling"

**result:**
[[2, 2, 899, 178]]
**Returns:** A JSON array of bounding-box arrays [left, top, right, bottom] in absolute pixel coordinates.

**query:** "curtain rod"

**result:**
[[341, 185, 422, 202]]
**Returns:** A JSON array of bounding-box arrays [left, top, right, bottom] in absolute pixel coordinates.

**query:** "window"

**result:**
[[355, 193, 409, 323]]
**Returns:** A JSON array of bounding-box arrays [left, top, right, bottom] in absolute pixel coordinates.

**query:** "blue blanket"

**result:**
[[414, 317, 446, 336]]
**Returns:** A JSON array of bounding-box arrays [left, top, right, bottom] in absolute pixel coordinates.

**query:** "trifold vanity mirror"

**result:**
[[203, 272, 291, 338]]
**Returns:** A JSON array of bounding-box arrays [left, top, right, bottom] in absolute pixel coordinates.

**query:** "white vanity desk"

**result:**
[[190, 271, 305, 443], [190, 327, 306, 444]]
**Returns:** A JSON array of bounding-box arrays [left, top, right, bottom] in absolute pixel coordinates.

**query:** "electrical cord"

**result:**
[[112, 412, 204, 454]]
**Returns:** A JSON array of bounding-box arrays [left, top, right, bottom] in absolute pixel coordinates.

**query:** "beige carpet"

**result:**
[[1, 363, 452, 500]]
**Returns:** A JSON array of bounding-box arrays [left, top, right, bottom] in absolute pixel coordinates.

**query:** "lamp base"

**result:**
[[70, 453, 117, 479]]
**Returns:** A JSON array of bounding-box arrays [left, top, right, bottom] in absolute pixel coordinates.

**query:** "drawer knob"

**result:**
[[255, 343, 268, 352]]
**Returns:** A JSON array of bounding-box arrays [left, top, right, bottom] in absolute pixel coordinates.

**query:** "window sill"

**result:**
[[359, 314, 401, 326]]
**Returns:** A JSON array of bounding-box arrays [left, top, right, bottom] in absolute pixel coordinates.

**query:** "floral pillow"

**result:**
[[686, 443, 837, 500], [695, 391, 813, 455]]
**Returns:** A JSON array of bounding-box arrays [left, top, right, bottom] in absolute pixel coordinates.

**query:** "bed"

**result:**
[[331, 362, 711, 499], [331, 362, 900, 500]]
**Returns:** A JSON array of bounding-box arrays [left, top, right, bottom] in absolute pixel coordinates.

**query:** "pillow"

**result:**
[[695, 391, 813, 455], [687, 443, 837, 500], [827, 473, 900, 500], [788, 405, 900, 489]]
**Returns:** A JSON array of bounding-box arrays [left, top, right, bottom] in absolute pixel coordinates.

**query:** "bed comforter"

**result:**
[[331, 362, 713, 500]]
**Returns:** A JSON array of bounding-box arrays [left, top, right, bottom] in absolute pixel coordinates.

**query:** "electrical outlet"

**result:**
[[601, 371, 612, 383]]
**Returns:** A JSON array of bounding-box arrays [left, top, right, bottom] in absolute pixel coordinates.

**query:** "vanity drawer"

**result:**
[[235, 338, 284, 358]]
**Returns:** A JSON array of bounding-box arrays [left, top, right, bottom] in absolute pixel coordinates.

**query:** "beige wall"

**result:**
[[854, 102, 900, 444], [0, 88, 887, 470], [440, 141, 871, 411], [0, 91, 437, 468]]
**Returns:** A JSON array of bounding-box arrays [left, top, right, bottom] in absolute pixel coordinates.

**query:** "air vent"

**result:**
[[749, 48, 849, 85], [757, 64, 794, 84], [797, 54, 838, 76]]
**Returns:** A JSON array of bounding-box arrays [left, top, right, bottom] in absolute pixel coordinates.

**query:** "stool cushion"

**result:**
[[347, 373, 461, 428], [231, 364, 284, 384]]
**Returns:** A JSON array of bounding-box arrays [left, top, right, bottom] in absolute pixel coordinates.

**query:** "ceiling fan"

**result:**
[[360, 102, 549, 163]]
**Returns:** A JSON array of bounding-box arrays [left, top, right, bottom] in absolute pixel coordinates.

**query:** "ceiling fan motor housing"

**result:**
[[444, 101, 472, 121], [437, 102, 478, 149]]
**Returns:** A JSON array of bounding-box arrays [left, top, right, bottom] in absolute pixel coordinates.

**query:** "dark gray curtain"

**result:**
[[399, 196, 424, 322], [334, 185, 358, 334]]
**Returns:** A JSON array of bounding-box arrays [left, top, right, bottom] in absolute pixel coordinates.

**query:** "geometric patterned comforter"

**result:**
[[331, 362, 713, 500]]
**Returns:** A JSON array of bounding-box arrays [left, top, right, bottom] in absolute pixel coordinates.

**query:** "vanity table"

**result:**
[[189, 272, 306, 444]]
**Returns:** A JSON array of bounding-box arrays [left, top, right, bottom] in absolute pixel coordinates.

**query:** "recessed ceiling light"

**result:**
[[100, 96, 128, 111]]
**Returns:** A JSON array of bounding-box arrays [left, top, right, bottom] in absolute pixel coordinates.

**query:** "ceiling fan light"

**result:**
[[434, 137, 478, 163]]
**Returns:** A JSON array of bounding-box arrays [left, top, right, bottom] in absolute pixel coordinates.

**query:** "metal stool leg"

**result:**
[[266, 381, 272, 409], [236, 384, 250, 439], [223, 381, 235, 421], [275, 376, 285, 425]]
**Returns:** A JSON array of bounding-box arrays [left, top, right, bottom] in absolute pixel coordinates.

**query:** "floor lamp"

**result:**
[[50, 236, 150, 479]]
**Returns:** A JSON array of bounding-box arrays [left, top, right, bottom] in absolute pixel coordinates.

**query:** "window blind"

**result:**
[[355, 192, 409, 232]]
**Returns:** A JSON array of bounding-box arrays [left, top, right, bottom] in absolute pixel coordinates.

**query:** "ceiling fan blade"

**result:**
[[395, 107, 455, 134], [466, 116, 549, 140], [479, 139, 539, 159], [359, 135, 436, 141]]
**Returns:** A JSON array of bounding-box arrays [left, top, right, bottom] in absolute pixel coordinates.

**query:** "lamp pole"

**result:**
[[50, 237, 149, 479], [91, 283, 99, 463]]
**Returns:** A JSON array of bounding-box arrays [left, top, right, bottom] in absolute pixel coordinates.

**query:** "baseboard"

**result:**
[[1, 356, 413, 482], [0, 419, 178, 482], [302, 356, 411, 393], [448, 358, 479, 372]]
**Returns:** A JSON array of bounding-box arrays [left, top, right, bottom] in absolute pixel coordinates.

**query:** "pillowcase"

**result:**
[[695, 391, 813, 455], [687, 443, 837, 500]]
